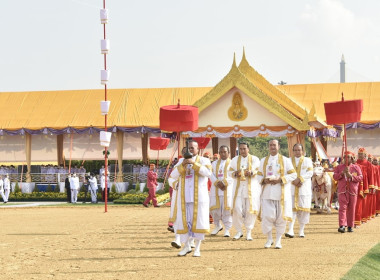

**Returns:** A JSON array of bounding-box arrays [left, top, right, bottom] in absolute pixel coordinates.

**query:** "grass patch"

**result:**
[[341, 242, 380, 280]]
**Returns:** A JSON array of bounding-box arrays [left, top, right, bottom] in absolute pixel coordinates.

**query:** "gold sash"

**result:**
[[211, 158, 231, 211], [232, 155, 257, 214]]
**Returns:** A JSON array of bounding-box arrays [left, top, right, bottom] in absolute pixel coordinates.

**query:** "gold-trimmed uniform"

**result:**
[[168, 155, 212, 243], [257, 154, 297, 236], [210, 158, 233, 230], [228, 154, 261, 232]]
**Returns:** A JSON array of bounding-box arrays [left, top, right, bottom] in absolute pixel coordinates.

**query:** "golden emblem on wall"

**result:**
[[228, 92, 248, 121]]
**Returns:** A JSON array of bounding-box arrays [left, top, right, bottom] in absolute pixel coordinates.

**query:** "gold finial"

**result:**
[[232, 52, 237, 68], [242, 46, 246, 60]]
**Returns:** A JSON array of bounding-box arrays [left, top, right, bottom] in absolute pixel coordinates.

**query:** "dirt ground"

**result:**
[[0, 205, 379, 280]]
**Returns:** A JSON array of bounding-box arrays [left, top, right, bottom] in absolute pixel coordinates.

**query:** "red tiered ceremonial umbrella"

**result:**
[[160, 101, 198, 158], [324, 93, 363, 165], [149, 137, 170, 165], [193, 137, 211, 155], [159, 101, 198, 187]]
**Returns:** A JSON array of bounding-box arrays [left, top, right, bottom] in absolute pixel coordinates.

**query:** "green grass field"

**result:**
[[341, 242, 380, 280]]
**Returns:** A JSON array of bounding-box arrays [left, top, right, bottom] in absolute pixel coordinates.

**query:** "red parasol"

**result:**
[[193, 137, 211, 150], [324, 93, 363, 165], [149, 137, 170, 150], [149, 137, 170, 165]]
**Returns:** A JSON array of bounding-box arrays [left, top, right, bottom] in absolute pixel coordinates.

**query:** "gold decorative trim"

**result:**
[[193, 55, 310, 131], [292, 156, 304, 212]]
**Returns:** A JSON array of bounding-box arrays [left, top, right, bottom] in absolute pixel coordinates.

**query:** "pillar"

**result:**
[[116, 130, 124, 182], [230, 137, 237, 158], [212, 137, 219, 155], [141, 132, 149, 164], [25, 133, 32, 183], [57, 134, 64, 165]]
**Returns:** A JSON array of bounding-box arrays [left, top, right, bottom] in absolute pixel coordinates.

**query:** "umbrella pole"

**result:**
[[343, 123, 348, 166]]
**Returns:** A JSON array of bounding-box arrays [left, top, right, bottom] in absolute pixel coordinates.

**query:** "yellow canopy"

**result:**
[[277, 82, 380, 124], [0, 88, 211, 130]]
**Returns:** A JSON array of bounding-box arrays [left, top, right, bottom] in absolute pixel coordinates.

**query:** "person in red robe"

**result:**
[[371, 157, 380, 217], [355, 148, 374, 227], [367, 154, 375, 220], [334, 151, 363, 233], [143, 164, 159, 208]]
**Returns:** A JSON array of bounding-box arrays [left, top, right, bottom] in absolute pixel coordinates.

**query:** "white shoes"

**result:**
[[190, 238, 195, 248], [299, 231, 305, 238], [274, 241, 282, 249], [223, 229, 230, 237], [193, 239, 201, 257], [233, 232, 243, 240], [211, 225, 223, 236], [275, 236, 282, 249], [171, 241, 181, 249], [178, 242, 191, 257], [246, 230, 253, 241], [264, 239, 273, 248]]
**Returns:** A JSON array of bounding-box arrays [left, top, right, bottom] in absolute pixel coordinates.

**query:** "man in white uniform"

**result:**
[[4, 174, 11, 201], [0, 176, 7, 203], [88, 173, 98, 203], [228, 142, 261, 241], [285, 144, 314, 238], [210, 145, 234, 237], [257, 139, 297, 249], [70, 173, 80, 203], [169, 140, 212, 257]]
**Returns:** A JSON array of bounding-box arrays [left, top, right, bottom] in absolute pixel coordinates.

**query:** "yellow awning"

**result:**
[[277, 82, 380, 124], [0, 88, 211, 130]]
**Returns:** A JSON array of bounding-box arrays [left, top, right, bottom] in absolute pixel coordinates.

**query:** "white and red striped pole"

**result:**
[[100, 0, 111, 212]]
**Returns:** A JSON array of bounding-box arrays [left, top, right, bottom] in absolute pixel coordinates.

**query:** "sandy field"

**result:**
[[0, 204, 379, 280]]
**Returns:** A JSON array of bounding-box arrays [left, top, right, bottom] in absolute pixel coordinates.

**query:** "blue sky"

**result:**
[[1, 0, 380, 91]]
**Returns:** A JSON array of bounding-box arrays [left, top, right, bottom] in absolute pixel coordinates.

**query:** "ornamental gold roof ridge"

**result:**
[[237, 51, 306, 119], [194, 53, 310, 131]]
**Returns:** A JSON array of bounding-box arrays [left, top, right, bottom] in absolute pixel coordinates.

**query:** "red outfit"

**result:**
[[334, 164, 363, 228], [355, 159, 373, 225], [144, 170, 158, 207], [374, 165, 380, 215]]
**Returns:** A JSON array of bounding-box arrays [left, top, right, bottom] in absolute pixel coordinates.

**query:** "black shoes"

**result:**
[[338, 226, 345, 233], [347, 227, 353, 232]]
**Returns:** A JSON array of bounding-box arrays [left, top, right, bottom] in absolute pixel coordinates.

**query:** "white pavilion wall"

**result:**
[[327, 128, 380, 157], [63, 133, 117, 160], [0, 135, 25, 162], [31, 134, 57, 161]]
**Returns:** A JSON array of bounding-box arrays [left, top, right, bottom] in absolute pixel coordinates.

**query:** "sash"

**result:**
[[211, 158, 231, 211], [232, 154, 257, 214]]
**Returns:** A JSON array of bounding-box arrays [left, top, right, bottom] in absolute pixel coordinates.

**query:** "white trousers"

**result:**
[[71, 189, 78, 203], [211, 196, 232, 230], [0, 190, 6, 202], [90, 188, 97, 203], [261, 199, 286, 235], [291, 195, 311, 224], [233, 197, 256, 232], [4, 189, 10, 201], [179, 203, 205, 244]]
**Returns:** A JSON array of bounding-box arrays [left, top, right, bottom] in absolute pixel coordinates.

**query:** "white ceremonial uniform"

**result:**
[[210, 158, 234, 232], [4, 177, 10, 201], [88, 177, 98, 203], [286, 156, 314, 237], [228, 154, 261, 236], [70, 176, 80, 203], [0, 179, 6, 202], [257, 154, 297, 238], [168, 156, 212, 244], [100, 175, 105, 191]]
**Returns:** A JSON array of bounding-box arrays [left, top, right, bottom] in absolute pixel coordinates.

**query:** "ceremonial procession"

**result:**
[[1, 1, 380, 279]]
